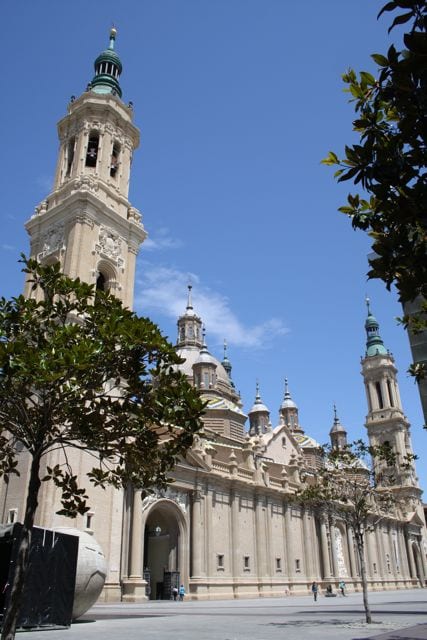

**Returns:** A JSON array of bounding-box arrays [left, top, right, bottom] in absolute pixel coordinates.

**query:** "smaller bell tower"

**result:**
[[25, 28, 146, 309]]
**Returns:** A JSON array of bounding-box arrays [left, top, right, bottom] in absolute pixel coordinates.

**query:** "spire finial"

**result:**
[[283, 377, 292, 401], [255, 379, 261, 401], [333, 403, 339, 424], [109, 25, 117, 48], [222, 338, 234, 385], [365, 296, 371, 315], [186, 284, 193, 311]]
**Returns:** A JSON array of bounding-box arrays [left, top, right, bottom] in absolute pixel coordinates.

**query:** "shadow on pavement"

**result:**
[[77, 614, 168, 622]]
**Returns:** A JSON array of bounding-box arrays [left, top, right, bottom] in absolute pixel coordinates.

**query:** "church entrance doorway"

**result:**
[[143, 503, 181, 600]]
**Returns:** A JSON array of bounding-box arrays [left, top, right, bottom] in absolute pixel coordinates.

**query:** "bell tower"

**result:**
[[361, 300, 422, 510], [25, 28, 146, 308]]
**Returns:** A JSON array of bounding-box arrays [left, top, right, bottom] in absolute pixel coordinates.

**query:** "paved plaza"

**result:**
[[16, 588, 426, 640]]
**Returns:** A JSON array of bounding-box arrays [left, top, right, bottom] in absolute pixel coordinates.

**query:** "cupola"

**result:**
[[90, 27, 123, 98], [279, 378, 300, 431], [365, 298, 388, 357], [248, 381, 271, 436], [329, 404, 347, 450], [177, 285, 203, 349], [192, 328, 217, 390]]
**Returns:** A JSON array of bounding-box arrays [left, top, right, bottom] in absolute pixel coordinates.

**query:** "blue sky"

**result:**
[[2, 1, 426, 492]]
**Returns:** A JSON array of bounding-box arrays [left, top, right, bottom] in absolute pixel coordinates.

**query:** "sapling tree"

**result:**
[[294, 441, 408, 624], [0, 258, 205, 640]]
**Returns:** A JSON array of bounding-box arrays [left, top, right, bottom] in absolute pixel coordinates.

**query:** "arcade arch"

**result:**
[[142, 500, 188, 600]]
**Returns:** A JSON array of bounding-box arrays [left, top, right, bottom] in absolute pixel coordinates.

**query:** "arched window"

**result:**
[[375, 382, 384, 409], [387, 379, 394, 406], [65, 137, 75, 177], [86, 131, 99, 167], [110, 142, 120, 178]]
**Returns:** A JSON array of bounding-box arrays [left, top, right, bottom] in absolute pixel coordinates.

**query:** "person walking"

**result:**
[[311, 581, 318, 602], [339, 580, 346, 596], [179, 584, 185, 601]]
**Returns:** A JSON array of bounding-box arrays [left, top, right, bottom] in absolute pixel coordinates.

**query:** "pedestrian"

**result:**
[[339, 580, 346, 596], [172, 586, 178, 601], [311, 581, 318, 602], [179, 584, 185, 601]]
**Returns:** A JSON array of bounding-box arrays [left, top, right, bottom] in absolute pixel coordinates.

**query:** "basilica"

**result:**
[[1, 30, 426, 602]]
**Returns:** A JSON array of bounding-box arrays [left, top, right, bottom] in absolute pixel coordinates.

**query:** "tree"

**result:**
[[0, 258, 205, 640], [322, 0, 427, 379], [294, 441, 403, 624]]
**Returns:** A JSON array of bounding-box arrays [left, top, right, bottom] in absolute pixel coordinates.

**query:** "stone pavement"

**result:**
[[15, 588, 427, 640]]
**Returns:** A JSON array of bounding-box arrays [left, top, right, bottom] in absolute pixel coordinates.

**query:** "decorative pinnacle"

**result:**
[[223, 339, 228, 360], [255, 379, 261, 402], [365, 296, 371, 315]]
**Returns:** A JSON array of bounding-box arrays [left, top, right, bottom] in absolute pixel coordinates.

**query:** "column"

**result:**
[[375, 527, 386, 581], [129, 488, 143, 578], [388, 527, 398, 578], [265, 498, 273, 576], [310, 513, 321, 577], [414, 540, 426, 585], [284, 503, 294, 577], [366, 529, 375, 579], [329, 518, 339, 577], [255, 492, 267, 577], [319, 513, 331, 578], [191, 489, 204, 577], [419, 539, 427, 581], [405, 533, 416, 579], [346, 525, 356, 577], [230, 488, 240, 579], [302, 508, 312, 578], [397, 525, 411, 579], [205, 484, 213, 577]]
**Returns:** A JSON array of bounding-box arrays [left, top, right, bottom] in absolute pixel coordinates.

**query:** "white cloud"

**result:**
[[135, 264, 288, 349], [142, 227, 183, 252], [1, 244, 16, 252]]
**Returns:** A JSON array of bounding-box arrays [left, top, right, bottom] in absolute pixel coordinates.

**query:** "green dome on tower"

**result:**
[[90, 27, 123, 98], [364, 298, 388, 357]]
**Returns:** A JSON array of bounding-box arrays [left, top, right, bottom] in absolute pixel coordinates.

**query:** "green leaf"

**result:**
[[360, 71, 376, 85], [388, 10, 414, 33], [321, 151, 339, 166], [371, 53, 389, 67]]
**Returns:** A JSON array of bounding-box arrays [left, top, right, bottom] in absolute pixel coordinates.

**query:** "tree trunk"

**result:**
[[355, 529, 372, 624], [1, 452, 42, 640]]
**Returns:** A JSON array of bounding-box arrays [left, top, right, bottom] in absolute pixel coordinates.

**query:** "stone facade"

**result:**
[[1, 30, 427, 603]]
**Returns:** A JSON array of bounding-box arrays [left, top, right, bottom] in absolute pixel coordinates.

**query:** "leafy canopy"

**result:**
[[322, 1, 427, 307], [0, 258, 205, 517]]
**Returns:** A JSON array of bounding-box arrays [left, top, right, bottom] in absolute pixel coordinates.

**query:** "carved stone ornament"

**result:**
[[141, 487, 188, 515], [95, 226, 124, 267], [127, 206, 141, 223], [38, 223, 65, 259], [34, 200, 48, 216], [72, 176, 99, 194]]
